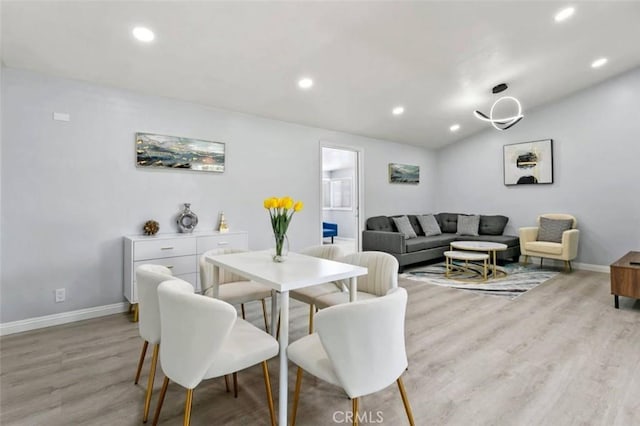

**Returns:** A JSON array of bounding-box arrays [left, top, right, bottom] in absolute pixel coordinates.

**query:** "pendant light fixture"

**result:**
[[474, 83, 524, 131]]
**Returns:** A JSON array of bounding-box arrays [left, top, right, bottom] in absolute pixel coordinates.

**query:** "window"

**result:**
[[323, 177, 352, 210]]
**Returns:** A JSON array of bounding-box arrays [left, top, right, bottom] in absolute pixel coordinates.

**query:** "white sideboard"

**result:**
[[123, 230, 248, 305]]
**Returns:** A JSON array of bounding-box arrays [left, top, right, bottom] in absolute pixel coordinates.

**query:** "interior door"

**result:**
[[320, 144, 362, 254]]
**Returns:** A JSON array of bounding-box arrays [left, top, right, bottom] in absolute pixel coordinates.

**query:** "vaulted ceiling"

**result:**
[[3, 1, 640, 149]]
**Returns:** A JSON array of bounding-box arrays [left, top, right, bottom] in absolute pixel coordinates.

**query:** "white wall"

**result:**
[[435, 67, 640, 266], [0, 67, 436, 322]]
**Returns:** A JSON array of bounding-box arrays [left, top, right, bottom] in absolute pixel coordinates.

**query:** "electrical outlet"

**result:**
[[55, 288, 66, 303]]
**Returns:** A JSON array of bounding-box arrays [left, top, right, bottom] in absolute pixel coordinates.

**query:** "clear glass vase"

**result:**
[[272, 233, 289, 262]]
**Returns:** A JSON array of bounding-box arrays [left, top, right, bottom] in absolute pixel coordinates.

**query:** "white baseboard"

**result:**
[[0, 302, 129, 336], [518, 256, 609, 273], [573, 262, 610, 273]]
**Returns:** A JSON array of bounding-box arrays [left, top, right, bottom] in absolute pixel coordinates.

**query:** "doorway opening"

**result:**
[[320, 144, 362, 255]]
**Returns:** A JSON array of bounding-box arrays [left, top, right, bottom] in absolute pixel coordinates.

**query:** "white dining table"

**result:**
[[204, 249, 368, 425]]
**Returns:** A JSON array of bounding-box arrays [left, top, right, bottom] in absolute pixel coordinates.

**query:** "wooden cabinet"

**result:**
[[610, 251, 640, 309], [124, 231, 248, 304]]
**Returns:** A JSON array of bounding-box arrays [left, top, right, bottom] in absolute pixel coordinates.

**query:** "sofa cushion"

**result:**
[[437, 213, 462, 233], [406, 215, 423, 236], [405, 234, 457, 253], [392, 216, 417, 239], [479, 215, 509, 235], [525, 241, 563, 255], [366, 216, 394, 232], [537, 217, 573, 243], [457, 215, 480, 236], [417, 214, 442, 236]]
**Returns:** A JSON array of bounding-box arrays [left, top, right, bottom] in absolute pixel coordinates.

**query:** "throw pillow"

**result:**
[[392, 215, 417, 239], [456, 215, 480, 236], [537, 217, 573, 243], [417, 214, 442, 236]]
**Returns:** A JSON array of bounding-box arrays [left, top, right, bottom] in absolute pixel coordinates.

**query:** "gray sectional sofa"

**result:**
[[362, 213, 520, 271]]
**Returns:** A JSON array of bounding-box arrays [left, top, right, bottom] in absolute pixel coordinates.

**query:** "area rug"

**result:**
[[400, 262, 560, 299]]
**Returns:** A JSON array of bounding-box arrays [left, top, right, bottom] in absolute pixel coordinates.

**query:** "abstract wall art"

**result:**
[[503, 139, 553, 185], [136, 132, 225, 172]]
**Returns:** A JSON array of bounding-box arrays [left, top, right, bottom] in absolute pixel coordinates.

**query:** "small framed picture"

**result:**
[[389, 163, 420, 184], [503, 139, 553, 185]]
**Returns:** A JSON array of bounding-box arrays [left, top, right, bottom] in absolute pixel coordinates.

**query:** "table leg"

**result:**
[[492, 250, 497, 277], [349, 277, 358, 302], [614, 295, 619, 309], [484, 258, 487, 281], [270, 290, 278, 338], [278, 291, 290, 426]]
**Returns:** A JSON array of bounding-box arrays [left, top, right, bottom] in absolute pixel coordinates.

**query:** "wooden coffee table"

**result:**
[[610, 251, 640, 309]]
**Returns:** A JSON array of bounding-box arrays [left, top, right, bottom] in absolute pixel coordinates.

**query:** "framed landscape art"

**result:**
[[503, 139, 553, 185], [136, 132, 225, 172], [389, 163, 420, 184]]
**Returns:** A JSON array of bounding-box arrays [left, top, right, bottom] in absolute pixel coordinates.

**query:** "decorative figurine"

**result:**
[[176, 203, 198, 233], [218, 211, 229, 233], [143, 220, 160, 236]]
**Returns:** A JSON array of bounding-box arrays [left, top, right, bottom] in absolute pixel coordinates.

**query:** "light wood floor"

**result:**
[[1, 269, 639, 425]]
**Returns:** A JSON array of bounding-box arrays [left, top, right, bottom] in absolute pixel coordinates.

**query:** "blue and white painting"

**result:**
[[389, 163, 420, 184], [136, 133, 225, 172]]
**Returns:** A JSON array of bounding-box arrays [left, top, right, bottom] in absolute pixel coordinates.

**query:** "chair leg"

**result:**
[[183, 388, 193, 426], [224, 374, 230, 392], [352, 397, 359, 426], [523, 255, 529, 265], [261, 361, 276, 426], [241, 303, 246, 319], [568, 261, 572, 272], [143, 343, 160, 423], [233, 372, 239, 398], [261, 299, 270, 333], [540, 257, 543, 268], [308, 304, 315, 334], [276, 313, 281, 341], [152, 377, 169, 426], [564, 260, 573, 272], [291, 367, 303, 426], [135, 340, 149, 384], [133, 303, 139, 322], [397, 377, 415, 426]]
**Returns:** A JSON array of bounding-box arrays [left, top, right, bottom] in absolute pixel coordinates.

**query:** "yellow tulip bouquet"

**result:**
[[263, 196, 304, 261]]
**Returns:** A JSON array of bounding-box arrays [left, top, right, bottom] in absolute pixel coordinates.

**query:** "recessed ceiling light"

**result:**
[[554, 6, 575, 22], [449, 124, 460, 132], [132, 27, 155, 42], [392, 106, 405, 116], [591, 57, 608, 68], [298, 78, 314, 89]]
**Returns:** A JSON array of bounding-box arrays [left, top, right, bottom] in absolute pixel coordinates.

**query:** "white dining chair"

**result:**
[[200, 248, 272, 332], [134, 264, 174, 423], [288, 287, 415, 426], [313, 251, 399, 310], [153, 279, 279, 426], [290, 245, 345, 333]]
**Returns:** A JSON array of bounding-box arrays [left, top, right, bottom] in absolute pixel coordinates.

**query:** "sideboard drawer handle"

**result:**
[[160, 247, 174, 250], [217, 241, 229, 246]]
